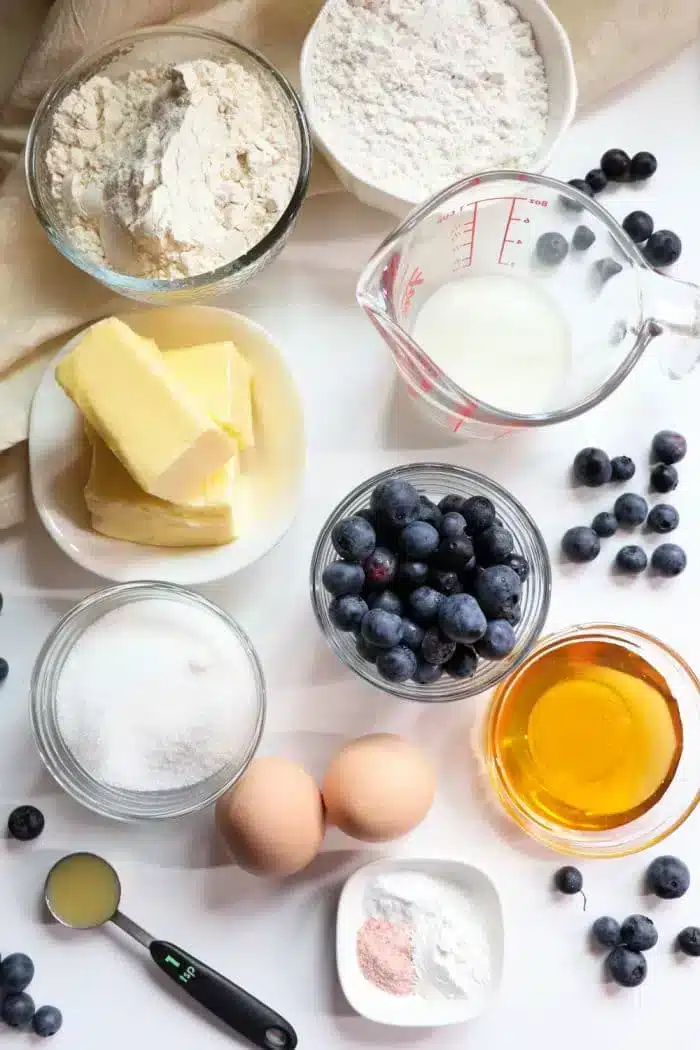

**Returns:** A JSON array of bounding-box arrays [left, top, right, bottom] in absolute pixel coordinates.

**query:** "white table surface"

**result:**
[[3, 40, 700, 1049]]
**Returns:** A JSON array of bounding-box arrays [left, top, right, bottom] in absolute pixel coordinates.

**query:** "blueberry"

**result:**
[[585, 168, 608, 193], [439, 512, 466, 538], [376, 645, 417, 683], [629, 151, 657, 180], [647, 855, 690, 898], [573, 447, 612, 487], [413, 660, 443, 685], [321, 561, 365, 597], [1, 992, 35, 1028], [434, 535, 475, 572], [475, 620, 516, 659], [561, 526, 601, 563], [644, 230, 682, 267], [331, 515, 376, 562], [572, 224, 596, 250], [621, 915, 658, 952], [356, 507, 377, 527], [329, 595, 368, 632], [647, 503, 678, 534], [398, 521, 440, 559], [611, 455, 636, 482], [616, 545, 647, 574], [536, 231, 569, 265], [622, 210, 654, 243], [0, 953, 34, 993], [406, 586, 444, 625], [361, 609, 403, 649], [650, 463, 678, 493], [607, 947, 647, 987], [461, 496, 496, 535], [367, 590, 403, 616], [7, 805, 45, 842], [592, 511, 617, 538], [592, 916, 621, 948], [370, 478, 421, 529], [417, 495, 443, 530], [356, 635, 382, 663], [0, 657, 9, 683], [400, 618, 425, 651], [652, 429, 687, 465], [32, 1005, 63, 1037], [677, 927, 700, 957], [445, 645, 478, 678], [651, 543, 686, 577], [437, 593, 487, 644], [614, 493, 648, 527], [601, 148, 631, 180], [473, 565, 522, 620], [502, 553, 529, 581], [501, 602, 522, 626], [474, 525, 514, 567], [364, 547, 398, 589], [421, 627, 457, 666], [562, 179, 593, 211], [438, 494, 466, 516], [596, 257, 623, 282], [427, 568, 463, 596], [554, 866, 583, 895], [396, 561, 429, 590]]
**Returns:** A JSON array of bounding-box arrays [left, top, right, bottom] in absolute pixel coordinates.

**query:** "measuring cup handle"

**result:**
[[150, 940, 298, 1050]]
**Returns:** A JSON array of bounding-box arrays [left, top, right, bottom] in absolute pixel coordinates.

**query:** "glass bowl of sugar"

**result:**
[[30, 581, 266, 821]]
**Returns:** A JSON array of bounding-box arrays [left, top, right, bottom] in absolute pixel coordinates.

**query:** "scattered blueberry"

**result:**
[[396, 560, 429, 590], [461, 496, 496, 535], [413, 660, 443, 685], [554, 866, 584, 895], [563, 179, 593, 211], [370, 478, 422, 529], [677, 927, 700, 957], [376, 645, 418, 683], [592, 511, 617, 538], [473, 565, 522, 620], [0, 953, 35, 993], [7, 805, 45, 842], [607, 947, 647, 987], [439, 512, 467, 538], [652, 429, 687, 465], [650, 463, 678, 493], [364, 547, 398, 589], [585, 168, 608, 194], [620, 915, 658, 952], [651, 543, 686, 577], [367, 590, 403, 616], [622, 210, 654, 243], [611, 455, 636, 482], [592, 916, 621, 949], [502, 553, 529, 581], [356, 636, 382, 663], [573, 447, 613, 487], [474, 525, 514, 567], [427, 568, 463, 596], [646, 855, 690, 899], [616, 545, 648, 574], [647, 503, 678, 534], [400, 618, 425, 651], [322, 561, 365, 597], [614, 493, 648, 527], [361, 609, 403, 649], [417, 495, 443, 530], [438, 494, 466, 516], [572, 224, 596, 250], [421, 627, 457, 666], [398, 521, 440, 559], [475, 620, 516, 659], [0, 658, 9, 684], [1, 992, 35, 1028], [596, 257, 623, 282], [406, 586, 444, 626], [329, 595, 368, 632], [629, 151, 657, 180], [331, 516, 376, 562], [600, 148, 631, 180], [32, 1006, 63, 1038], [644, 230, 682, 267], [445, 645, 478, 678], [437, 593, 487, 644], [561, 526, 601, 563], [536, 231, 569, 265], [435, 535, 475, 572]]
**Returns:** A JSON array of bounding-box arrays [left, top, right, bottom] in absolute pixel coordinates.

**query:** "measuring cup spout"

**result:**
[[643, 271, 700, 379]]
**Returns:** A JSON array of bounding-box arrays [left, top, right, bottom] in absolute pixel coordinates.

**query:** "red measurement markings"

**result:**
[[497, 198, 517, 265], [401, 266, 424, 317]]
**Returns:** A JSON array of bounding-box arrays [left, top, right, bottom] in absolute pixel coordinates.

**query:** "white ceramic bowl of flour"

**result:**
[[300, 0, 577, 217]]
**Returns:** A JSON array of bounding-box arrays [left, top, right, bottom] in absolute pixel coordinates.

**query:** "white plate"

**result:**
[[28, 306, 306, 585], [336, 857, 504, 1027]]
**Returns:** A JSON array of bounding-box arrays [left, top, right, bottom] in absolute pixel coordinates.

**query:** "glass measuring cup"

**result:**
[[357, 171, 700, 438]]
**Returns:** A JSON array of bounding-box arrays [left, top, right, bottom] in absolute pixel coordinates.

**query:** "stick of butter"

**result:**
[[56, 318, 238, 502], [164, 341, 255, 451]]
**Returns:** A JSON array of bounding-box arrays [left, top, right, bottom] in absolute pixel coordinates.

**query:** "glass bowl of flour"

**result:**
[[30, 581, 266, 820], [26, 27, 311, 303]]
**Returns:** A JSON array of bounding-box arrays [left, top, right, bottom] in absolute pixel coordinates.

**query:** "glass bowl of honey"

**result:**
[[483, 624, 700, 857]]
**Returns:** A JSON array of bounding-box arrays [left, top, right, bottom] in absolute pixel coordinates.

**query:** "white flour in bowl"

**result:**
[[307, 0, 549, 200]]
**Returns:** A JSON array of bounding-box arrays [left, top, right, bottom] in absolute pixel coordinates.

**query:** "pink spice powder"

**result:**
[[356, 917, 417, 996]]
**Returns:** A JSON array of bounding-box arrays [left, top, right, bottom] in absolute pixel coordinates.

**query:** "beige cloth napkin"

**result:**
[[0, 0, 698, 530]]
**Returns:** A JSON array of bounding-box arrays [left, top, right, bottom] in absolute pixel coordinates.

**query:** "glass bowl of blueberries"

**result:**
[[310, 464, 551, 701]]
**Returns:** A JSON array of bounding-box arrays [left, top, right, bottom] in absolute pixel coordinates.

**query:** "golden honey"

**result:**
[[489, 637, 683, 831]]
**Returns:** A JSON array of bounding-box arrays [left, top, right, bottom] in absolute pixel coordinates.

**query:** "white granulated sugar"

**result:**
[[308, 0, 549, 200], [56, 599, 260, 792], [46, 59, 299, 279]]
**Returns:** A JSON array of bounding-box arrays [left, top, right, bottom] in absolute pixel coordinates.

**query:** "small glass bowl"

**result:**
[[25, 27, 311, 304], [483, 624, 700, 857], [30, 581, 266, 821], [310, 463, 551, 701]]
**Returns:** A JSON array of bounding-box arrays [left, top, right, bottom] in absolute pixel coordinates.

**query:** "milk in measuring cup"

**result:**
[[411, 274, 572, 414]]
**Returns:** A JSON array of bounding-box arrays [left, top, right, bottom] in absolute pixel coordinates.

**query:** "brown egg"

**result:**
[[215, 756, 325, 876], [321, 733, 435, 842]]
